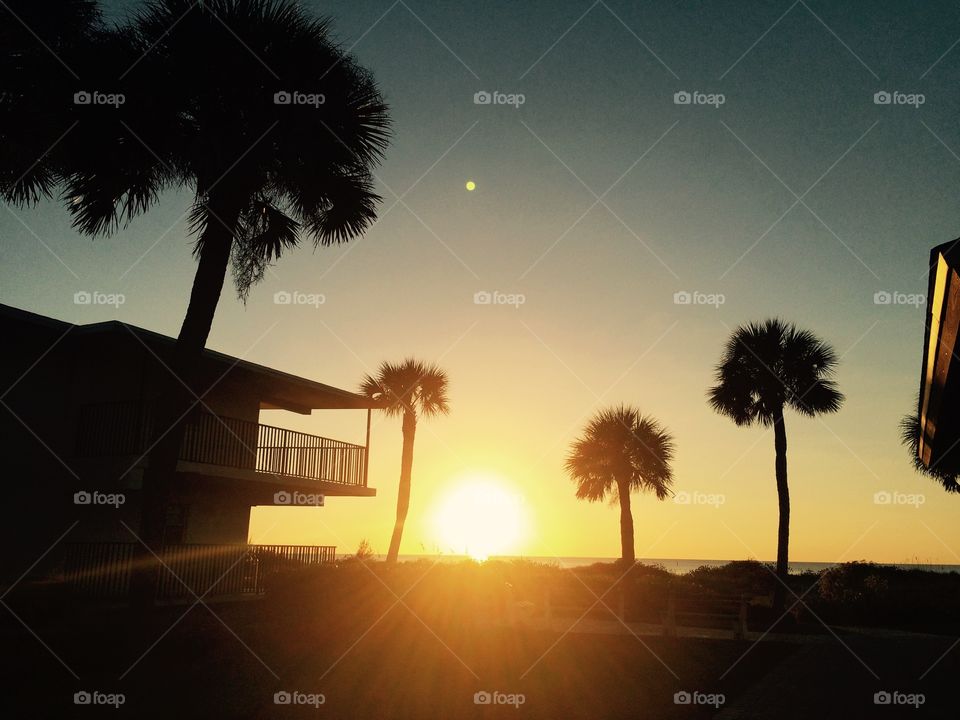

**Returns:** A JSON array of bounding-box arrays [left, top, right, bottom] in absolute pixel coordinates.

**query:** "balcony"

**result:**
[[76, 401, 369, 490]]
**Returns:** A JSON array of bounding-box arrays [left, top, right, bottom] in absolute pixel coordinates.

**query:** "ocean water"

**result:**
[[378, 555, 960, 574]]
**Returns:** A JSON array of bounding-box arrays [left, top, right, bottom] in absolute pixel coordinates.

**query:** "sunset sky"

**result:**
[[5, 0, 960, 564]]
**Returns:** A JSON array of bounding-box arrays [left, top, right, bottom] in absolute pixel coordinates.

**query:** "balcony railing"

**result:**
[[63, 542, 336, 599], [76, 401, 367, 487]]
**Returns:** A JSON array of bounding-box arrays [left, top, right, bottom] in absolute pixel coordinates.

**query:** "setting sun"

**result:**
[[431, 474, 526, 561]]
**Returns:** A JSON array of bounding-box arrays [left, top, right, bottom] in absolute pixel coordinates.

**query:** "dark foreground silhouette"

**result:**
[[2, 560, 957, 719]]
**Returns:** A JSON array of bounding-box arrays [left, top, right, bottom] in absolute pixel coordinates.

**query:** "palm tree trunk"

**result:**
[[386, 409, 416, 563], [617, 480, 635, 564], [130, 192, 243, 607], [772, 407, 790, 613]]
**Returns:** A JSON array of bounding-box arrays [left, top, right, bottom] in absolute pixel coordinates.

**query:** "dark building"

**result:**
[[0, 303, 375, 597], [917, 240, 960, 475]]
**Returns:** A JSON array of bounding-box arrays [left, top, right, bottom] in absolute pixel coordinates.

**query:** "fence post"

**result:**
[[736, 594, 748, 640], [663, 590, 676, 636]]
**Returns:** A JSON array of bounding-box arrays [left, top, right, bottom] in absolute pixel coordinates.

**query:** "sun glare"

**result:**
[[432, 474, 525, 561]]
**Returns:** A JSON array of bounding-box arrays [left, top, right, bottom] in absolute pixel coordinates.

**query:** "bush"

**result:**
[[813, 562, 960, 630], [684, 560, 777, 597]]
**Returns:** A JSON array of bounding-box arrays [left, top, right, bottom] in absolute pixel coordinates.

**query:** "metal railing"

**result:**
[[76, 401, 367, 486]]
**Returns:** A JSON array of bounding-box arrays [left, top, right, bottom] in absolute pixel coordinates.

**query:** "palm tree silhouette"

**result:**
[[708, 319, 843, 611], [0, 0, 106, 201], [4, 0, 392, 602], [360, 360, 450, 564], [565, 406, 674, 564], [899, 412, 960, 494]]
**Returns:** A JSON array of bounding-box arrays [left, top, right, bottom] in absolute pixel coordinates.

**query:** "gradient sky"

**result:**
[[5, 0, 960, 563]]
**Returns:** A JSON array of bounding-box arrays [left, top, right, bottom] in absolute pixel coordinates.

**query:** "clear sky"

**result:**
[[4, 0, 960, 564]]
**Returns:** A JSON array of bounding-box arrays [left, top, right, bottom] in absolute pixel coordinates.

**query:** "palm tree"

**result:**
[[708, 319, 843, 611], [899, 411, 960, 493], [360, 360, 450, 564], [0, 0, 107, 201], [2, 0, 391, 602], [565, 406, 675, 564]]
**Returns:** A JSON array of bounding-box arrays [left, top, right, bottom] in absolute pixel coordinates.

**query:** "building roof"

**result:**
[[0, 303, 376, 412]]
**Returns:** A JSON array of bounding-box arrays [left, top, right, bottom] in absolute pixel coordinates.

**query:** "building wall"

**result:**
[[0, 320, 267, 580], [0, 311, 356, 584]]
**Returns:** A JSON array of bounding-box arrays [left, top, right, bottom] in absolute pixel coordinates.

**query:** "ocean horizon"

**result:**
[[345, 554, 960, 574]]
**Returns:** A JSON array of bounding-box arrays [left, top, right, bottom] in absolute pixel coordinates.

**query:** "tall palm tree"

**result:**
[[360, 360, 449, 564], [565, 406, 674, 564], [899, 411, 960, 493], [3, 0, 391, 602], [708, 319, 843, 611]]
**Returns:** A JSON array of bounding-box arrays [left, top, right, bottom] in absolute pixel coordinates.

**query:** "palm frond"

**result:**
[[300, 169, 381, 246], [708, 318, 843, 425], [230, 198, 301, 300], [899, 412, 960, 493], [566, 405, 675, 503], [359, 358, 449, 420]]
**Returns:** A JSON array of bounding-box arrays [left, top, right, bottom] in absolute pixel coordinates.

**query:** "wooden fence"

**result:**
[[512, 581, 750, 639], [63, 542, 336, 600]]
